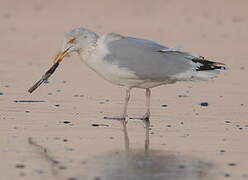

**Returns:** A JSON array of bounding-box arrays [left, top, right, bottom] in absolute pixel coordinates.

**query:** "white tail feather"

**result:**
[[172, 69, 221, 81]]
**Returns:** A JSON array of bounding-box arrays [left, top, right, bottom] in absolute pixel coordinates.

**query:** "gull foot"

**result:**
[[142, 112, 150, 121], [128, 113, 150, 121], [103, 115, 128, 122], [129, 113, 150, 121]]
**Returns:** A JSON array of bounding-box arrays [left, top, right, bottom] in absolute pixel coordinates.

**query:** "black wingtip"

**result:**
[[192, 57, 226, 71]]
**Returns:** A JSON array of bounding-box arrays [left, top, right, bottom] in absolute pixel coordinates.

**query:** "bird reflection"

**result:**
[[80, 119, 216, 180], [122, 118, 150, 153]]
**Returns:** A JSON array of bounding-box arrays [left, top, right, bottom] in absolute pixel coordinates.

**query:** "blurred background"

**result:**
[[1, 0, 247, 63]]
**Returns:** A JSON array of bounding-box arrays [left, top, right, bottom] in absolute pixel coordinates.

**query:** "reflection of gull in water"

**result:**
[[122, 118, 150, 153], [83, 150, 215, 180], [80, 121, 217, 180]]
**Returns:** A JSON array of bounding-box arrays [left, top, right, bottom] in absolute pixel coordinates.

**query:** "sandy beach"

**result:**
[[0, 0, 248, 179]]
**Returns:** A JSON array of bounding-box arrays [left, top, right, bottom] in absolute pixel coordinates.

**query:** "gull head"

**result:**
[[54, 28, 99, 63]]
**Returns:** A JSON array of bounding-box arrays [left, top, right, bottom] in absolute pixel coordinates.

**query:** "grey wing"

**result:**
[[104, 37, 195, 80]]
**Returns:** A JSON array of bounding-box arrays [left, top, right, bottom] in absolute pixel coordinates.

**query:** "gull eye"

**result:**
[[68, 37, 76, 44]]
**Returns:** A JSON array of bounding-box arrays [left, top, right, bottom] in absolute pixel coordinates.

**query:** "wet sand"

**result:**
[[1, 0, 248, 179]]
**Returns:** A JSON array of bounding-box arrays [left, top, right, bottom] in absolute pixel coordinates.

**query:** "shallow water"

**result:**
[[81, 150, 215, 180], [79, 121, 216, 180]]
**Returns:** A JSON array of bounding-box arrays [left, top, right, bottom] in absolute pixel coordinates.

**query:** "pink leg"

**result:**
[[143, 88, 151, 120], [122, 88, 131, 120]]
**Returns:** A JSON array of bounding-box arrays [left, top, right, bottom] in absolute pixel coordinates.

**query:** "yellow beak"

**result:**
[[53, 47, 71, 63]]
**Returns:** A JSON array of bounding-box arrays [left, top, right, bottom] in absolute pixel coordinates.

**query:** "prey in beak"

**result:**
[[28, 47, 71, 93]]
